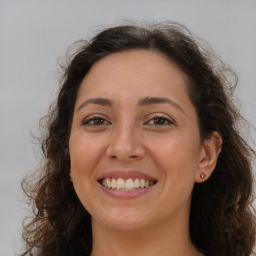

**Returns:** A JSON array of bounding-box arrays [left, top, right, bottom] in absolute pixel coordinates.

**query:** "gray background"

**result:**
[[0, 0, 255, 255]]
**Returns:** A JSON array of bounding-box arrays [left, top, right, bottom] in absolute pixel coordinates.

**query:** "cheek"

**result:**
[[69, 133, 106, 178], [69, 134, 104, 211], [147, 132, 200, 180]]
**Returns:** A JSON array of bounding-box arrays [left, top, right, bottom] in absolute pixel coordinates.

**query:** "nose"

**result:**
[[105, 124, 145, 162]]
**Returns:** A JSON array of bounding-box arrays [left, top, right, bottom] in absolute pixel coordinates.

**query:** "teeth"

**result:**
[[126, 178, 134, 190], [149, 180, 154, 186], [111, 178, 117, 189], [106, 178, 111, 188], [117, 178, 125, 190], [101, 178, 155, 190], [134, 178, 140, 188], [140, 179, 145, 188]]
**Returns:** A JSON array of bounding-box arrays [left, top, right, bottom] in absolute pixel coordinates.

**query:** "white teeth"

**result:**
[[125, 178, 134, 190], [101, 178, 155, 190], [134, 178, 140, 188], [106, 178, 111, 188], [140, 179, 145, 188], [111, 178, 117, 189], [117, 178, 125, 190]]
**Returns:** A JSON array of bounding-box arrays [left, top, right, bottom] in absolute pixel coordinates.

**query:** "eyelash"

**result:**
[[144, 116, 173, 126], [82, 114, 174, 127], [82, 116, 111, 126]]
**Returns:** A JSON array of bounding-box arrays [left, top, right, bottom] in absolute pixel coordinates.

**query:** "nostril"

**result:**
[[105, 138, 145, 161]]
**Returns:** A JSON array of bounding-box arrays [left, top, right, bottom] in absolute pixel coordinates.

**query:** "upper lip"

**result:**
[[97, 170, 157, 181]]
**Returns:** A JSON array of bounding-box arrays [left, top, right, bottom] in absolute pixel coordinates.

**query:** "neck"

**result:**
[[90, 215, 202, 256]]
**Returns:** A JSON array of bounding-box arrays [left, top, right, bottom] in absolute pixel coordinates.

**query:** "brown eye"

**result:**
[[146, 116, 173, 126], [83, 117, 111, 126]]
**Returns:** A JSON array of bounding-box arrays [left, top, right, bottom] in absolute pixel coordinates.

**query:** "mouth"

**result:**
[[99, 178, 157, 191]]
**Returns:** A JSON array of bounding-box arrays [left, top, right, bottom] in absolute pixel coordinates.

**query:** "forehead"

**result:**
[[77, 49, 191, 101]]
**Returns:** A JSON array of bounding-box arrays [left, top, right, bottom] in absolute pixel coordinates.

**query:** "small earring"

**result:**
[[200, 172, 206, 180]]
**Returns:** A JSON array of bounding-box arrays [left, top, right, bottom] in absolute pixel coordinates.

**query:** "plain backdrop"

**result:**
[[0, 0, 256, 255]]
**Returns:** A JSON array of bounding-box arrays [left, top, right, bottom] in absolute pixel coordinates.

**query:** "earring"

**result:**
[[200, 172, 206, 180]]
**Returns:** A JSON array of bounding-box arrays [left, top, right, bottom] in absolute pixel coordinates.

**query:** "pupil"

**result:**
[[155, 118, 165, 124], [95, 118, 103, 125]]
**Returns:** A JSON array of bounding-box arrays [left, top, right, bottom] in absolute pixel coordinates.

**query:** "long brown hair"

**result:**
[[21, 21, 256, 256]]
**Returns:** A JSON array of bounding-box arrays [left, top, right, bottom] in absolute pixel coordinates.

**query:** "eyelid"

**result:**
[[144, 113, 176, 125], [82, 114, 111, 125]]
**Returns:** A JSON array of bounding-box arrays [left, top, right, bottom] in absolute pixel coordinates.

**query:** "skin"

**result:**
[[69, 50, 222, 256]]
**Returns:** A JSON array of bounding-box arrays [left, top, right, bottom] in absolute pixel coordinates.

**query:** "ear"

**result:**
[[195, 131, 222, 183]]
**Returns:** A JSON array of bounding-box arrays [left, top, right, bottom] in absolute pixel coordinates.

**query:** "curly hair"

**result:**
[[21, 21, 256, 256]]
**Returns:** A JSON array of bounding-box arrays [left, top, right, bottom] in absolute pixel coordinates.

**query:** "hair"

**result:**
[[21, 21, 256, 256]]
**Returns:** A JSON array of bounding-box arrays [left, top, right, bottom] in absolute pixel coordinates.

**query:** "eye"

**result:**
[[82, 116, 111, 126], [145, 115, 174, 126]]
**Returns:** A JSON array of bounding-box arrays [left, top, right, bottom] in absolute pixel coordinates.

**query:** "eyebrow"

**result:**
[[76, 96, 185, 114], [138, 97, 185, 114], [76, 98, 113, 112]]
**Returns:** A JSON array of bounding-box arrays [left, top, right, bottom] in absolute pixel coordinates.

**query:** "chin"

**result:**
[[92, 209, 151, 231]]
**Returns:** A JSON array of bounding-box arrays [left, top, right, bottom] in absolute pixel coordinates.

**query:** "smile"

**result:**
[[101, 178, 156, 191], [97, 170, 158, 198]]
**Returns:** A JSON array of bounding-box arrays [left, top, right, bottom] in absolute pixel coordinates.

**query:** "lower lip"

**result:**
[[99, 183, 155, 199]]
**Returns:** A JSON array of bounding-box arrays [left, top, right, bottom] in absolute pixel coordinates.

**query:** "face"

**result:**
[[69, 50, 206, 232]]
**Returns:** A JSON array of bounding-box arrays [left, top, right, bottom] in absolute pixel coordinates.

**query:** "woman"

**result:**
[[21, 22, 256, 256]]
